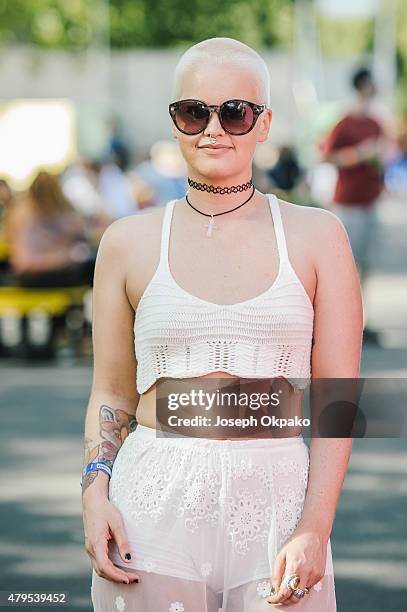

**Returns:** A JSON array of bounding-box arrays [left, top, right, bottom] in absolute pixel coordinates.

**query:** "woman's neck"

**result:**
[[185, 171, 256, 214]]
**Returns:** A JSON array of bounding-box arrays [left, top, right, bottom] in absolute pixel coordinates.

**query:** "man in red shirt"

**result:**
[[320, 67, 385, 342]]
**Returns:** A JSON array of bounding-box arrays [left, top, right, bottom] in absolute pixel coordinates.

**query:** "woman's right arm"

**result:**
[[82, 218, 140, 585]]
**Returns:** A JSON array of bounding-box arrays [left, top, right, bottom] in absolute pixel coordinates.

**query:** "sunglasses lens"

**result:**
[[173, 101, 209, 134], [221, 101, 254, 134]]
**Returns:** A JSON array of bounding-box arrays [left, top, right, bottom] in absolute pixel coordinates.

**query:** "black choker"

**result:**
[[185, 184, 256, 238], [187, 177, 253, 194]]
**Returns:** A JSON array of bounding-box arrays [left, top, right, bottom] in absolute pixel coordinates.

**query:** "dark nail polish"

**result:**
[[122, 581, 127, 584], [134, 578, 139, 583], [125, 553, 131, 560]]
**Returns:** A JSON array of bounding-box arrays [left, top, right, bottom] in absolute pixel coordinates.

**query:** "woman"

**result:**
[[83, 37, 362, 611], [5, 171, 93, 286]]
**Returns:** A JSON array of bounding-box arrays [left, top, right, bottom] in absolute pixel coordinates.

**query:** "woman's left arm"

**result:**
[[268, 208, 363, 605]]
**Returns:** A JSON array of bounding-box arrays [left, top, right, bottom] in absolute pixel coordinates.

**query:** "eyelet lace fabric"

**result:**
[[109, 435, 309, 557], [92, 569, 336, 612], [90, 428, 336, 611]]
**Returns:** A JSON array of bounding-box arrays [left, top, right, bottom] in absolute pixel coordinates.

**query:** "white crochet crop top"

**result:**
[[134, 194, 314, 394]]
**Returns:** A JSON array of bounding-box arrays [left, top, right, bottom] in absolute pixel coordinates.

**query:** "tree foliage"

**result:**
[[1, 0, 406, 94], [0, 0, 294, 49]]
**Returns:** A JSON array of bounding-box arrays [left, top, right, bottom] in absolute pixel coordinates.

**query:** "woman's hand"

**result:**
[[82, 488, 140, 585], [267, 530, 328, 606]]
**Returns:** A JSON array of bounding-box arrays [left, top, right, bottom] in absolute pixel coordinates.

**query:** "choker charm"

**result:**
[[185, 184, 256, 238]]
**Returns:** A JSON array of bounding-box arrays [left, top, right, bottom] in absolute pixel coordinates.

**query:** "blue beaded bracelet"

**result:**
[[80, 461, 112, 487]]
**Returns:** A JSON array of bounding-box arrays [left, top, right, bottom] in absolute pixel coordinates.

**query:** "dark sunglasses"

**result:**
[[168, 98, 268, 136]]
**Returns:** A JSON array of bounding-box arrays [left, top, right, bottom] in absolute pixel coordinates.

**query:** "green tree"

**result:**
[[0, 0, 294, 49]]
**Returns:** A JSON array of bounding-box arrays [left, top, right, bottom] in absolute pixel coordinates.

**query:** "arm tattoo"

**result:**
[[82, 404, 137, 494], [81, 470, 99, 495]]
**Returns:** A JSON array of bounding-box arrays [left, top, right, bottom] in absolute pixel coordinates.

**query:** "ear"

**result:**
[[257, 108, 273, 143], [171, 125, 178, 140]]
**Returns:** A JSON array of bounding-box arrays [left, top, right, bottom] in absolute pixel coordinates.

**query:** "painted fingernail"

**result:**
[[125, 553, 131, 560]]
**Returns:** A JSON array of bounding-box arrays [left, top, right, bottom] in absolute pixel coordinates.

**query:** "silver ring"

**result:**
[[292, 588, 306, 598]]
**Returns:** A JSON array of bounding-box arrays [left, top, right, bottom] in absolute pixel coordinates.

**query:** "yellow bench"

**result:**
[[0, 285, 89, 316], [0, 285, 92, 358], [0, 239, 9, 262]]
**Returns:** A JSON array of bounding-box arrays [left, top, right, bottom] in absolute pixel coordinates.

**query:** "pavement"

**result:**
[[0, 194, 406, 611]]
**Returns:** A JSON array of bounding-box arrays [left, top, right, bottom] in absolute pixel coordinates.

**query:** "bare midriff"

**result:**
[[135, 371, 304, 440]]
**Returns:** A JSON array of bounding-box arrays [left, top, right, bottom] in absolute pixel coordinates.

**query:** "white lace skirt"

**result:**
[[91, 425, 336, 611]]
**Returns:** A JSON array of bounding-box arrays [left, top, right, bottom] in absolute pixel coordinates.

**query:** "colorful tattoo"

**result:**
[[81, 470, 99, 495], [82, 404, 137, 493]]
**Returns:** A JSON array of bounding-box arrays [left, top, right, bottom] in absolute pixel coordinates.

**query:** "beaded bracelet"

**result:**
[[80, 461, 112, 487]]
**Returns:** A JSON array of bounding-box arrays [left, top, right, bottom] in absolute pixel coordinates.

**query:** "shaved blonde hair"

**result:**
[[170, 37, 271, 106]]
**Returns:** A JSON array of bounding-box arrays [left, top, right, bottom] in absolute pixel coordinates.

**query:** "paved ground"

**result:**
[[0, 361, 406, 611], [0, 195, 406, 611]]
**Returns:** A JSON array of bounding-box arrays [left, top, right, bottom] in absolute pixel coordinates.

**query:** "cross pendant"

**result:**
[[205, 215, 217, 238]]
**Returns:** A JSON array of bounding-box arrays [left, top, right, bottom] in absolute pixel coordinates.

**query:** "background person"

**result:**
[[129, 140, 188, 208], [319, 67, 386, 343], [266, 144, 306, 202], [5, 170, 94, 287]]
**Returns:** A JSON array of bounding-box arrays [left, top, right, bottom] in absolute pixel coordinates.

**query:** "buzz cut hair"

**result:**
[[170, 37, 271, 107]]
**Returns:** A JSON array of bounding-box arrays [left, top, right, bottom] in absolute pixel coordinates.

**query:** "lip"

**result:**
[[198, 145, 232, 151]]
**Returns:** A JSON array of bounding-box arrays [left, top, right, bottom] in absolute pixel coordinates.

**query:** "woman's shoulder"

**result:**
[[278, 198, 350, 262], [279, 197, 346, 235], [98, 205, 166, 255]]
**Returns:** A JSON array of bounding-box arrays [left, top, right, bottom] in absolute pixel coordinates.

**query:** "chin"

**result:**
[[190, 161, 238, 181]]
